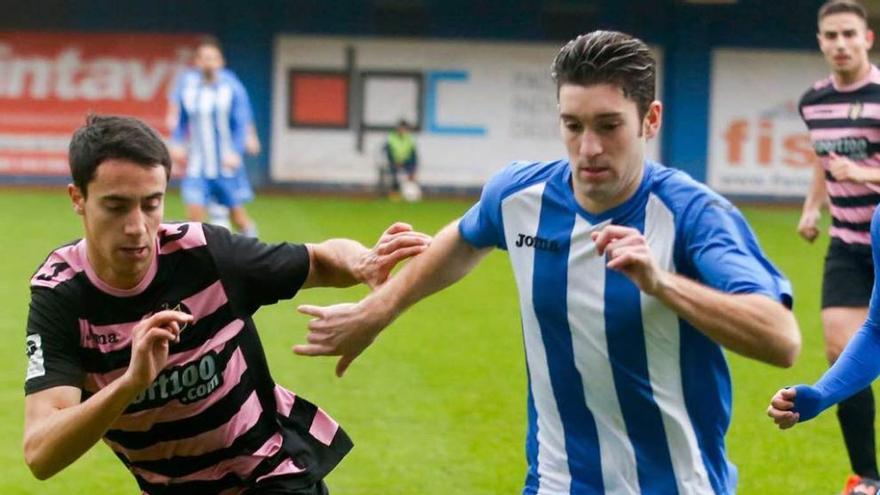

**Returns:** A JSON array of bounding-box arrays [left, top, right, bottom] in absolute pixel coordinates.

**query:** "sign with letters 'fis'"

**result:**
[[708, 49, 828, 198], [0, 32, 198, 177]]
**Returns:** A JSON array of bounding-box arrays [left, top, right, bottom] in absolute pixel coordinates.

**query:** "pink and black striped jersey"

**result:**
[[800, 65, 880, 246], [25, 223, 351, 494]]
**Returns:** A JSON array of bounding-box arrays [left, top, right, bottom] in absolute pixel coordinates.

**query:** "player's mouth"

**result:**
[[834, 54, 851, 65], [578, 166, 611, 181], [119, 246, 150, 259]]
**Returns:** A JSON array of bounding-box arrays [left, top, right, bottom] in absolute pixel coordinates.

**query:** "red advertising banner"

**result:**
[[0, 32, 200, 176]]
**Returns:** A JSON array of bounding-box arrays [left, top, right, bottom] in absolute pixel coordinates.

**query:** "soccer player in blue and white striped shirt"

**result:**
[[296, 31, 802, 494], [170, 37, 258, 237]]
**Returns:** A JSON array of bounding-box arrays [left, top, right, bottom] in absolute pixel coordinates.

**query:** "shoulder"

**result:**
[[30, 241, 85, 290], [483, 159, 567, 204], [158, 222, 209, 255], [799, 76, 835, 107], [648, 162, 732, 216], [220, 70, 247, 92], [220, 68, 243, 84]]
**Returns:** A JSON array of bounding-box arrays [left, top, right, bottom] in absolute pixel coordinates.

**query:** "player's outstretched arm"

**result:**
[[302, 222, 431, 290], [593, 225, 800, 367], [295, 220, 491, 376], [767, 318, 880, 432], [23, 311, 191, 480]]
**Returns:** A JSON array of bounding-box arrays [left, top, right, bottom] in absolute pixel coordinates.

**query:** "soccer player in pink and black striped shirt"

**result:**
[[797, 1, 880, 492], [22, 115, 430, 494]]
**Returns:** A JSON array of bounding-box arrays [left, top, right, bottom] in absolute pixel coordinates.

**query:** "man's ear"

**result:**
[[643, 100, 663, 139], [68, 184, 85, 215]]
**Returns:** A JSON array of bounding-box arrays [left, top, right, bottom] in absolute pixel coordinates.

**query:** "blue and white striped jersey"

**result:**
[[459, 160, 792, 495], [171, 69, 253, 179]]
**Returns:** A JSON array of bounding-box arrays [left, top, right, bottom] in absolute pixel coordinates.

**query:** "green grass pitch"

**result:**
[[0, 188, 860, 493]]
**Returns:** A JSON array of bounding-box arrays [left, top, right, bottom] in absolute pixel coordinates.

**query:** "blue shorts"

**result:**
[[181, 175, 252, 208]]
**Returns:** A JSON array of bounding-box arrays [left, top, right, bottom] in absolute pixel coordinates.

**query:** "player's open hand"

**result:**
[[124, 310, 193, 393], [767, 387, 800, 430], [797, 208, 821, 243], [294, 299, 391, 377], [592, 225, 665, 295], [356, 222, 431, 289], [828, 152, 866, 183]]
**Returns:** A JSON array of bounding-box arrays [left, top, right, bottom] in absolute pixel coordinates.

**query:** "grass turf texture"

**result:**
[[0, 189, 857, 493]]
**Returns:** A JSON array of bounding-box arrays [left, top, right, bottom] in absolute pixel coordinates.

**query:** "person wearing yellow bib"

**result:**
[[384, 120, 421, 201]]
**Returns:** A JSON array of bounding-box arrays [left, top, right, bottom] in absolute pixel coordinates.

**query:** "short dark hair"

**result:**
[[551, 30, 655, 120], [195, 35, 223, 54], [68, 114, 171, 197], [818, 0, 868, 25]]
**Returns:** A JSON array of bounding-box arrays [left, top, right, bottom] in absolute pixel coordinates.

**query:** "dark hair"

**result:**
[[195, 35, 223, 54], [818, 0, 868, 24], [551, 30, 655, 120], [68, 114, 171, 197]]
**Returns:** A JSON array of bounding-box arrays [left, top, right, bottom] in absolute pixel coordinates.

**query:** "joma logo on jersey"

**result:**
[[86, 332, 119, 345], [515, 233, 560, 252]]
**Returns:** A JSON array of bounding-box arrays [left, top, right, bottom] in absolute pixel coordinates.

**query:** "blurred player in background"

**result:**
[[23, 115, 430, 494], [169, 36, 260, 236], [794, 2, 880, 491], [294, 30, 801, 494]]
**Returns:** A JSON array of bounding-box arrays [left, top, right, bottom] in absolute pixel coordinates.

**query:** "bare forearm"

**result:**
[[859, 166, 880, 184], [371, 222, 487, 318], [306, 239, 369, 288], [803, 164, 827, 211], [652, 273, 800, 367], [24, 379, 140, 479]]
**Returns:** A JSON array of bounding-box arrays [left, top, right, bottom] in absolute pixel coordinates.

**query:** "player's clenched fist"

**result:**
[[767, 387, 800, 430], [123, 310, 193, 393], [592, 225, 665, 295]]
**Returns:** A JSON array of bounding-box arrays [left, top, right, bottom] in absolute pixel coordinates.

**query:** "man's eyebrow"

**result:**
[[560, 111, 623, 120]]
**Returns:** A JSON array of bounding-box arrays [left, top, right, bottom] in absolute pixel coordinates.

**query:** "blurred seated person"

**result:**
[[384, 120, 421, 202]]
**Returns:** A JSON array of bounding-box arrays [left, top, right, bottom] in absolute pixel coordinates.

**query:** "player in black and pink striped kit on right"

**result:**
[[22, 114, 431, 494], [798, 2, 880, 493]]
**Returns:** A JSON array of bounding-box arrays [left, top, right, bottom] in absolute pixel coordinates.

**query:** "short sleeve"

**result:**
[[458, 164, 519, 250], [682, 197, 792, 308], [204, 224, 310, 315], [24, 288, 85, 394], [228, 71, 255, 124]]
